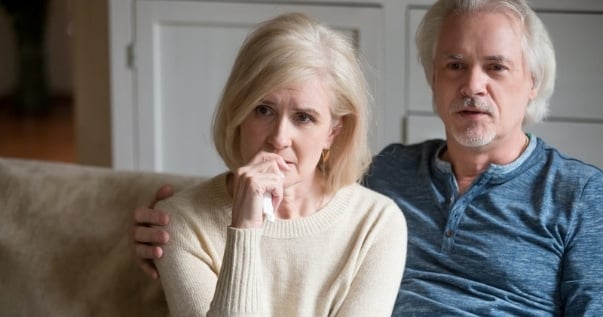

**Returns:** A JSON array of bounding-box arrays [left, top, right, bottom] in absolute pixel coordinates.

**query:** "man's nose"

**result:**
[[460, 66, 488, 97]]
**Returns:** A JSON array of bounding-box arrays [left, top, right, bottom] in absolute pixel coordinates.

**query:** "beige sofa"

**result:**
[[0, 157, 204, 316]]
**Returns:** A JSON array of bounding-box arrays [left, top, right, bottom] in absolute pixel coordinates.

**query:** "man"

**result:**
[[131, 0, 603, 315]]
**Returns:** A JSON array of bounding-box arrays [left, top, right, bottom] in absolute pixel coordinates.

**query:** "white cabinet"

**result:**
[[110, 0, 603, 175]]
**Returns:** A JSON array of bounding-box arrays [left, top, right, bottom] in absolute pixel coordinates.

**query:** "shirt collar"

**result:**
[[433, 133, 538, 182]]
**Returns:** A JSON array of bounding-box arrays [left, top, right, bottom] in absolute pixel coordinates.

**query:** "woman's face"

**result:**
[[239, 77, 340, 188]]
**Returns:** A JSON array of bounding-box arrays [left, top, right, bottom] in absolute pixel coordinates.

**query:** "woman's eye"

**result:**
[[255, 105, 273, 116], [295, 112, 314, 123]]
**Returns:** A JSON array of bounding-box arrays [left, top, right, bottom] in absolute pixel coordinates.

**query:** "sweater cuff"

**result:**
[[209, 227, 263, 316]]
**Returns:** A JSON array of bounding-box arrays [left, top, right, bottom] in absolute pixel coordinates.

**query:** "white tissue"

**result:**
[[263, 193, 275, 222]]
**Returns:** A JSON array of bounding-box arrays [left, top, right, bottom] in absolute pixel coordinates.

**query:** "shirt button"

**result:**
[[445, 230, 453, 237]]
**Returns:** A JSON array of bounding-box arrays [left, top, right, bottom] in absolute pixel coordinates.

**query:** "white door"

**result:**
[[116, 1, 382, 177]]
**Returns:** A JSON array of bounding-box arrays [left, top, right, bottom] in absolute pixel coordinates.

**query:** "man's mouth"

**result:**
[[457, 109, 489, 118]]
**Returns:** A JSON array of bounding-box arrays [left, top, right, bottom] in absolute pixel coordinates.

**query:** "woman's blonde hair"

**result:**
[[212, 12, 372, 194]]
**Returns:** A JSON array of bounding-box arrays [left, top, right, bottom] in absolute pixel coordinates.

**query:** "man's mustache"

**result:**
[[450, 97, 494, 114]]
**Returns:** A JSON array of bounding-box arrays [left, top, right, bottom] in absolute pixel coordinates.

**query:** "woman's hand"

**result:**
[[230, 152, 289, 228]]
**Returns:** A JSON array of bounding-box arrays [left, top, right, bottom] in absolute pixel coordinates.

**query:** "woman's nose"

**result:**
[[267, 118, 292, 150]]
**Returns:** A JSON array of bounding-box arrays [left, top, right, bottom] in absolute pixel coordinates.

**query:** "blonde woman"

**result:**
[[139, 13, 407, 316]]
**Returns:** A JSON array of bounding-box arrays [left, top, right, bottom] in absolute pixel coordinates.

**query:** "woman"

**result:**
[[137, 12, 407, 316]]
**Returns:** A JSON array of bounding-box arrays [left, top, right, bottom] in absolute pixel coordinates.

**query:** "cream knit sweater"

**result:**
[[155, 174, 407, 317]]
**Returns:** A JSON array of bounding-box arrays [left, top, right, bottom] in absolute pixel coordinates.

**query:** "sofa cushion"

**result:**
[[0, 158, 203, 316]]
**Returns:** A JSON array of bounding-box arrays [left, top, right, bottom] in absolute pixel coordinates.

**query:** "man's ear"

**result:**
[[529, 86, 538, 100], [528, 75, 538, 100]]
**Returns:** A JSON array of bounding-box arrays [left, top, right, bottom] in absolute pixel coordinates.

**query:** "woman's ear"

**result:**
[[326, 118, 342, 147]]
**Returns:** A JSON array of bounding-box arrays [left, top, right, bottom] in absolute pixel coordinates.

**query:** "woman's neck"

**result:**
[[277, 174, 330, 219]]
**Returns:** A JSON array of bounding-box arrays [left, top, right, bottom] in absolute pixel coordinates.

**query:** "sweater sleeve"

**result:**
[[153, 200, 221, 317], [336, 201, 408, 317], [155, 198, 265, 317], [561, 172, 603, 315], [207, 227, 264, 317]]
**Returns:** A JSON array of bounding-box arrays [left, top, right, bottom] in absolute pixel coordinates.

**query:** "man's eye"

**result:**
[[489, 64, 507, 72], [447, 62, 464, 70]]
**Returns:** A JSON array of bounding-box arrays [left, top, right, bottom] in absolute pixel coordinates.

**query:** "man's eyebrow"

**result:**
[[445, 53, 464, 60], [485, 55, 511, 63], [441, 53, 514, 65]]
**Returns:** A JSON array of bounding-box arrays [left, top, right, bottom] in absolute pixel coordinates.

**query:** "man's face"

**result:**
[[432, 11, 536, 148]]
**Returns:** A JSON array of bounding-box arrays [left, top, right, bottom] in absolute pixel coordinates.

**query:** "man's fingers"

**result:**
[[133, 226, 170, 245], [136, 258, 160, 280], [133, 207, 170, 226], [150, 184, 174, 208], [135, 243, 164, 260]]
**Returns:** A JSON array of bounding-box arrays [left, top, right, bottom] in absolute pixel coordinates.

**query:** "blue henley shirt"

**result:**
[[364, 135, 603, 316]]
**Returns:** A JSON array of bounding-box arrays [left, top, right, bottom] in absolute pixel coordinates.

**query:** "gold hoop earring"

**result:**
[[321, 149, 330, 163], [319, 148, 330, 173]]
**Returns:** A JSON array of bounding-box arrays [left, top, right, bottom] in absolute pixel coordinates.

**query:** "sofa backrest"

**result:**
[[0, 158, 204, 316]]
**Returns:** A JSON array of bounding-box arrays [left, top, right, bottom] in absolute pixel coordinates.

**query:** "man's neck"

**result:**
[[441, 133, 529, 194]]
